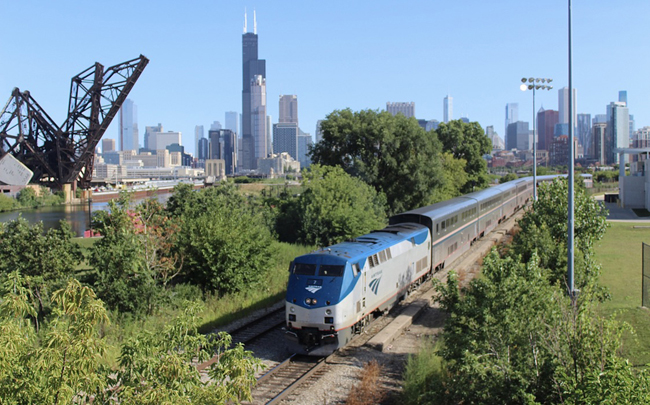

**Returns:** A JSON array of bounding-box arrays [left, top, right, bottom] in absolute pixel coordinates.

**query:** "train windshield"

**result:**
[[319, 264, 345, 277], [293, 263, 317, 275]]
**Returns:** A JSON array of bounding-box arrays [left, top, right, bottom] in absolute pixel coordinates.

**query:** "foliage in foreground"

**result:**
[[0, 273, 262, 404]]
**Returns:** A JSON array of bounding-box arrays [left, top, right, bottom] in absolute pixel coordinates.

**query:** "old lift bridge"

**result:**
[[0, 55, 148, 190]]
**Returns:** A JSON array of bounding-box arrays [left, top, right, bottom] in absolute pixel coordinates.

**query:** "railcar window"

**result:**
[[319, 265, 345, 276], [294, 263, 317, 275], [368, 255, 376, 268], [386, 249, 392, 259], [352, 263, 360, 276], [378, 250, 387, 262]]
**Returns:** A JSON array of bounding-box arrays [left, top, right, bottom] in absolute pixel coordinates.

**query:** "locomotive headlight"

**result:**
[[290, 307, 295, 313], [312, 299, 317, 304], [305, 298, 312, 305], [325, 309, 332, 315]]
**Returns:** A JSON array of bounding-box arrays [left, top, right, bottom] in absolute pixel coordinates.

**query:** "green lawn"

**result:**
[[595, 222, 650, 366]]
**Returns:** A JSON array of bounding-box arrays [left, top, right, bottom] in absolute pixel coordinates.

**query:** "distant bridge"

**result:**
[[0, 55, 148, 189]]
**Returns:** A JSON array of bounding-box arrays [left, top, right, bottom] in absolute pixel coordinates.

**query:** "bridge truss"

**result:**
[[0, 55, 148, 189]]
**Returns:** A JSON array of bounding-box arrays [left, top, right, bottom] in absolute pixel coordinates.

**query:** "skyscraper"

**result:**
[[386, 102, 415, 118], [315, 120, 323, 144], [537, 107, 558, 152], [251, 75, 267, 166], [194, 125, 204, 158], [279, 95, 298, 124], [558, 87, 577, 127], [242, 10, 266, 170], [102, 138, 116, 153], [506, 121, 529, 151], [505, 103, 518, 136], [577, 113, 591, 156], [273, 123, 299, 160], [619, 90, 628, 105], [119, 99, 138, 151], [225, 111, 239, 136], [444, 95, 452, 123], [606, 101, 629, 164], [143, 123, 163, 151]]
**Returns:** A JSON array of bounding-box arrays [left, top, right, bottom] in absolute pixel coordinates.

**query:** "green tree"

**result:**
[[112, 301, 263, 404], [276, 165, 387, 246], [178, 184, 276, 294], [310, 109, 445, 215], [435, 119, 492, 193], [90, 198, 160, 315], [511, 177, 608, 287], [16, 187, 38, 208], [0, 193, 16, 211], [0, 217, 83, 328], [429, 152, 468, 203], [499, 172, 519, 183]]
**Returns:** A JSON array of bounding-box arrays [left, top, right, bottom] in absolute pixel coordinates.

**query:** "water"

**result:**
[[0, 193, 172, 237]]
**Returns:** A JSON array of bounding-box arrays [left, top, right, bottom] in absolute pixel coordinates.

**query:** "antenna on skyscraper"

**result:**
[[254, 9, 257, 34], [244, 8, 248, 33]]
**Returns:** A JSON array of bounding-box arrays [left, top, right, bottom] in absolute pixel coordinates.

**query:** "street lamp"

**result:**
[[520, 77, 553, 201]]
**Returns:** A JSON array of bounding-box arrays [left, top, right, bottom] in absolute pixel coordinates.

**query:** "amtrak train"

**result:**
[[285, 176, 541, 355]]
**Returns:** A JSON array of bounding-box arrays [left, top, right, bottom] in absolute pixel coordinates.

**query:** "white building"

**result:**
[[251, 75, 267, 166], [386, 102, 415, 118], [149, 131, 181, 151]]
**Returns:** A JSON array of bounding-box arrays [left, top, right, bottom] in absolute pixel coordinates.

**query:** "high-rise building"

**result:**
[[558, 87, 577, 127], [119, 99, 138, 151], [315, 120, 323, 144], [210, 121, 222, 131], [593, 114, 607, 125], [266, 115, 273, 157], [251, 75, 267, 167], [194, 125, 204, 158], [242, 10, 266, 170], [298, 132, 312, 168], [592, 123, 607, 165], [506, 121, 529, 151], [619, 90, 628, 105], [225, 111, 239, 136], [537, 107, 558, 152], [273, 123, 299, 160], [606, 101, 630, 164], [444, 95, 452, 123], [208, 129, 237, 175], [279, 95, 298, 124], [143, 123, 163, 151], [149, 131, 181, 151], [102, 138, 116, 153], [505, 103, 518, 136], [485, 126, 504, 150], [577, 113, 591, 156], [198, 137, 209, 161], [386, 102, 415, 118]]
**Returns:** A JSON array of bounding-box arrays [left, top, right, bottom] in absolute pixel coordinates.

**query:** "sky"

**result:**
[[2, 1, 649, 156]]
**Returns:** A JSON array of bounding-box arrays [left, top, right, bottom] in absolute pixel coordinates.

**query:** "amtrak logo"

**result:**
[[305, 285, 322, 294], [369, 278, 381, 294]]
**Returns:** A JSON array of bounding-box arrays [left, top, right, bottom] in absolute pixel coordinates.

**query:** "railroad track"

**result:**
[[197, 307, 286, 372], [245, 354, 329, 404]]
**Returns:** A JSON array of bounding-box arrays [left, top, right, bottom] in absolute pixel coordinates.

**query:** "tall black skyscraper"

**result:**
[[242, 10, 266, 170]]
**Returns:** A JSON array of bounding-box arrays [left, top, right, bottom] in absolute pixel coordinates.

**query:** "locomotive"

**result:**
[[285, 177, 536, 355]]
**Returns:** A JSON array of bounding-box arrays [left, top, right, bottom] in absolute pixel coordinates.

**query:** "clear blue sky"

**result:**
[[2, 1, 649, 156]]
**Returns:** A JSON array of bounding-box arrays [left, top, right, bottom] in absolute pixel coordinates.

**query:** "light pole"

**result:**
[[520, 77, 553, 201]]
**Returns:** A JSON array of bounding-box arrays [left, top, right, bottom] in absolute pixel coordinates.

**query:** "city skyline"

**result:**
[[2, 1, 649, 157]]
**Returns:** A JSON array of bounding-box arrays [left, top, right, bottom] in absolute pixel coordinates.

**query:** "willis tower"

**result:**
[[242, 10, 266, 170]]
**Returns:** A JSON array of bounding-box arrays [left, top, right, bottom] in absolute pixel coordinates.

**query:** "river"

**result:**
[[0, 193, 172, 237]]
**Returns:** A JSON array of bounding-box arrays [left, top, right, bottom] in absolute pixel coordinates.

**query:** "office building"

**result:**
[[247, 75, 267, 169], [577, 113, 592, 157], [506, 121, 530, 151], [257, 152, 300, 176], [208, 129, 237, 175], [225, 111, 239, 136], [505, 103, 518, 136], [592, 123, 607, 165], [102, 139, 116, 153], [242, 10, 266, 170], [486, 126, 504, 150], [537, 107, 558, 152], [273, 123, 299, 160], [143, 123, 163, 151], [444, 95, 452, 123], [619, 90, 628, 105], [210, 121, 222, 131], [606, 101, 630, 164], [386, 102, 415, 118], [266, 115, 273, 157], [149, 131, 182, 151], [558, 87, 577, 127], [198, 137, 209, 161], [119, 99, 139, 151], [194, 125, 204, 159], [279, 95, 298, 124], [315, 120, 323, 144], [298, 132, 312, 168], [593, 114, 607, 125]]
